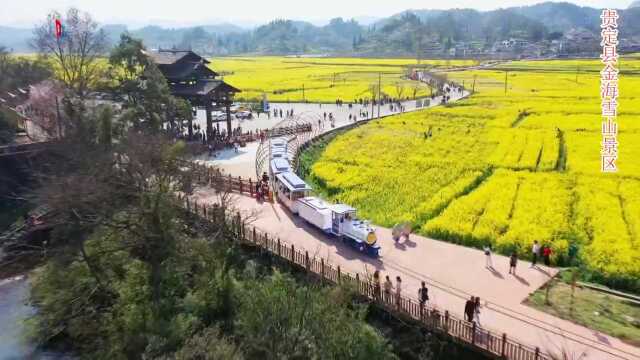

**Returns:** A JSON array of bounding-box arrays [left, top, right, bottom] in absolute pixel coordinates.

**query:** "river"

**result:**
[[0, 275, 71, 360]]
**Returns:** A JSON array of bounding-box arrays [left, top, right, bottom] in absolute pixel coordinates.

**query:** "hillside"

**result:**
[[1, 2, 640, 55]]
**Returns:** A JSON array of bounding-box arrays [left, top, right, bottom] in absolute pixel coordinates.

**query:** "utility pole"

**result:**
[[377, 72, 381, 118], [472, 75, 477, 93], [302, 84, 305, 102]]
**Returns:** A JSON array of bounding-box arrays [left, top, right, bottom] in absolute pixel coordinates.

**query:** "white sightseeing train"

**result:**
[[268, 136, 380, 257]]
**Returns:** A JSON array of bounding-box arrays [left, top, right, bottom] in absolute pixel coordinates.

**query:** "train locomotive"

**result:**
[[267, 136, 380, 257]]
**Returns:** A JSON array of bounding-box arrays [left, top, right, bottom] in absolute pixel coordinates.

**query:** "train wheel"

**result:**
[[358, 244, 365, 252]]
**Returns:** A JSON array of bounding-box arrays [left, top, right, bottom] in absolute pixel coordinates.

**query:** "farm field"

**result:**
[[303, 57, 640, 292], [210, 56, 475, 102]]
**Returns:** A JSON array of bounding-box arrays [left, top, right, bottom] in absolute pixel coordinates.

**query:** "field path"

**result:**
[[190, 91, 640, 360]]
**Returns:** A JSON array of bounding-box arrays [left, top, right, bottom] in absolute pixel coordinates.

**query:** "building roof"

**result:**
[[145, 50, 210, 65], [161, 61, 218, 80], [169, 80, 240, 97]]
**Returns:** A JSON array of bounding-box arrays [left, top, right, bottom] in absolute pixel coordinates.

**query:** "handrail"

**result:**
[[179, 190, 551, 360]]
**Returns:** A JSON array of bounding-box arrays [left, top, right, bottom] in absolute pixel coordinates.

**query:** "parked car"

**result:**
[[235, 111, 253, 120], [214, 113, 228, 121]]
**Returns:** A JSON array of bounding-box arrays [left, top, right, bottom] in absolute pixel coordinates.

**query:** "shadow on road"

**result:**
[[487, 266, 504, 279], [512, 273, 530, 286]]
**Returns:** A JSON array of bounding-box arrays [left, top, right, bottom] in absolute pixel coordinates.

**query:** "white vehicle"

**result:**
[[235, 110, 253, 120], [214, 113, 228, 121], [274, 172, 311, 214], [297, 197, 333, 232], [270, 158, 291, 176], [272, 170, 381, 257]]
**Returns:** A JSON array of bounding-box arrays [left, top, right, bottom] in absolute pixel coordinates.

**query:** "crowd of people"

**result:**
[[255, 171, 271, 201]]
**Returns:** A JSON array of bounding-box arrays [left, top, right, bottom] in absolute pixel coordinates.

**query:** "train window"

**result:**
[[291, 191, 305, 201]]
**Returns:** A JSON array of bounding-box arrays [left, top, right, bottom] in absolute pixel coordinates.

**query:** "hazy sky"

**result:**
[[1, 0, 635, 28]]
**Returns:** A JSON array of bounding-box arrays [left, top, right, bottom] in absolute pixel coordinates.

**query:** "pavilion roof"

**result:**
[[145, 50, 210, 65], [161, 61, 218, 80], [169, 79, 240, 97]]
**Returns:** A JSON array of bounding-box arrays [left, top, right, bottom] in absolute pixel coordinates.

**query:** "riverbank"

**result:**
[[0, 274, 71, 359]]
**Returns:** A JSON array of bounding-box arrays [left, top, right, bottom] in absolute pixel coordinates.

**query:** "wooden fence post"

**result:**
[[501, 334, 507, 357], [337, 266, 341, 284], [534, 347, 540, 360], [444, 310, 450, 333], [321, 258, 325, 279], [471, 322, 476, 345], [236, 212, 241, 237], [355, 273, 360, 293], [277, 238, 281, 256], [305, 251, 310, 271], [291, 244, 295, 262], [253, 227, 256, 243], [239, 176, 243, 193]]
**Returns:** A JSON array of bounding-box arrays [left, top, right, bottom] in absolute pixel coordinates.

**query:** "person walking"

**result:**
[[474, 297, 482, 326], [509, 251, 518, 275], [483, 245, 493, 268], [464, 296, 475, 322], [383, 275, 392, 302], [531, 240, 540, 267], [373, 270, 381, 300], [418, 281, 429, 315], [543, 245, 552, 266], [395, 276, 402, 308]]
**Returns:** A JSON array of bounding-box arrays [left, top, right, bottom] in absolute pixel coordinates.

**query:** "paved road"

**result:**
[[189, 191, 640, 360], [190, 91, 640, 360], [193, 93, 459, 180]]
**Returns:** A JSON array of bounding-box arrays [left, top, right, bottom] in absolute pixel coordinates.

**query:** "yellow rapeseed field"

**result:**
[[210, 56, 474, 102], [306, 57, 640, 289]]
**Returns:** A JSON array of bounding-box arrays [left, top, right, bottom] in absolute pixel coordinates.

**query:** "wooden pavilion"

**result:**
[[146, 49, 240, 138]]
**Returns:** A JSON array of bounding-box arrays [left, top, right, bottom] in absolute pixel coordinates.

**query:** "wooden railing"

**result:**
[[267, 123, 313, 138], [190, 162, 273, 202], [179, 193, 551, 360]]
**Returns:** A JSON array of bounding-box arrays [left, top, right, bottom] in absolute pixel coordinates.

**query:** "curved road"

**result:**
[[190, 91, 640, 360]]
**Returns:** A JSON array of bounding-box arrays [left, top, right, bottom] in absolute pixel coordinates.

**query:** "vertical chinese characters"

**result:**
[[600, 9, 619, 172]]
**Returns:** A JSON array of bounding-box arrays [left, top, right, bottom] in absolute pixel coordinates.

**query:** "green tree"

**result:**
[[236, 272, 396, 359], [108, 33, 148, 105]]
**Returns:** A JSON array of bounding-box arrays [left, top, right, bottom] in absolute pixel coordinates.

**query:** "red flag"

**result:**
[[55, 18, 62, 39]]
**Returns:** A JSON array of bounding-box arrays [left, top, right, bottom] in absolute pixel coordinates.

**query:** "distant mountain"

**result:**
[[0, 26, 33, 53], [510, 2, 601, 32], [2, 1, 640, 56]]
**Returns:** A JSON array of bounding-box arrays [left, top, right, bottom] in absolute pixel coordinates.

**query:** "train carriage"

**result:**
[[267, 136, 381, 257], [274, 171, 311, 214]]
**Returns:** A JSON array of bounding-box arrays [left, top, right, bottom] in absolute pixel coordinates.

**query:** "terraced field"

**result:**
[[303, 57, 640, 291]]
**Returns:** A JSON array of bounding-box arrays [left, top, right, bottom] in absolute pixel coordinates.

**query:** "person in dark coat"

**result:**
[[509, 252, 518, 275], [418, 281, 429, 309], [464, 296, 475, 322]]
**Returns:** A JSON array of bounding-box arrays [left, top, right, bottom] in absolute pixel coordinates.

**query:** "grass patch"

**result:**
[[527, 279, 640, 347]]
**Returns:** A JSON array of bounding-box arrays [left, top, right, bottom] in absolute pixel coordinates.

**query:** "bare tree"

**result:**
[[23, 80, 65, 139], [32, 8, 108, 97]]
